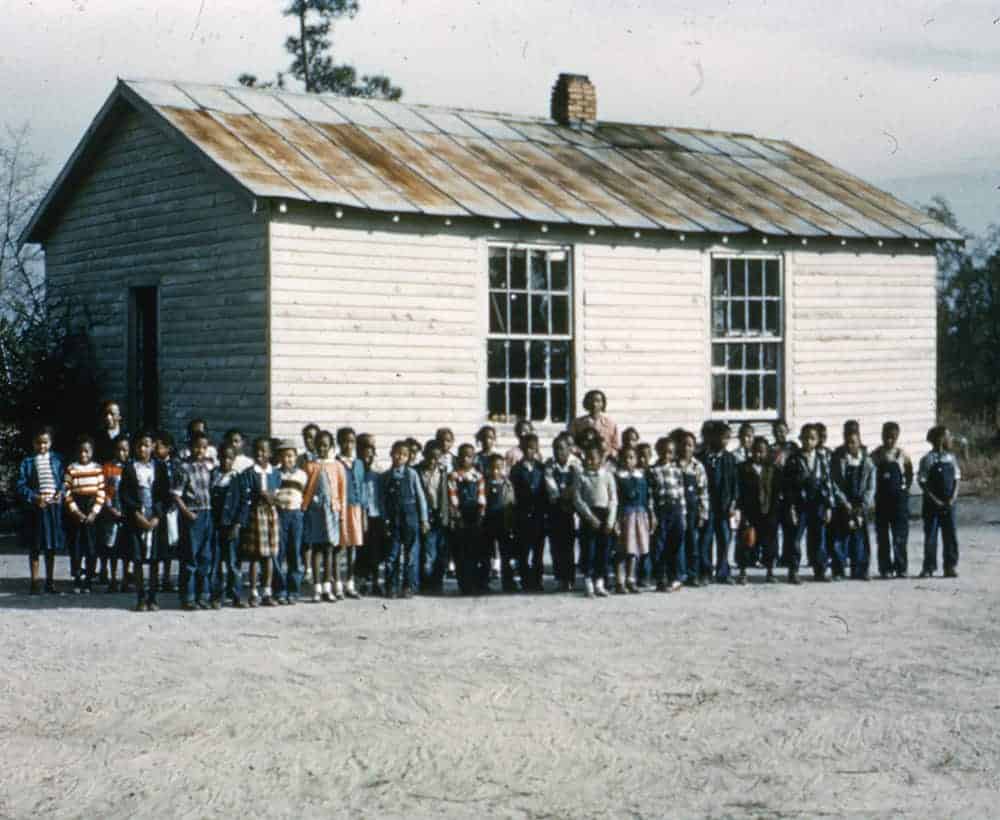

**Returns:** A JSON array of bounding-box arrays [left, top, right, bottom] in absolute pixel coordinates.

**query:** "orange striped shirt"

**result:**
[[64, 462, 107, 515]]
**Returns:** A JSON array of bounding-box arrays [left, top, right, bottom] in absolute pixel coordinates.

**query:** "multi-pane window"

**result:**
[[487, 245, 572, 423], [711, 256, 783, 417]]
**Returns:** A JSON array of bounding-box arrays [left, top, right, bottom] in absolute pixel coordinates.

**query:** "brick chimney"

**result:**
[[550, 73, 597, 125]]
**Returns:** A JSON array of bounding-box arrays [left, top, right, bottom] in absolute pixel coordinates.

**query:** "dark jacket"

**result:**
[[17, 452, 65, 507], [210, 469, 243, 530], [699, 449, 738, 514], [509, 460, 547, 521], [238, 465, 282, 527], [737, 461, 778, 524], [782, 450, 834, 510], [380, 466, 429, 540], [119, 460, 172, 525]]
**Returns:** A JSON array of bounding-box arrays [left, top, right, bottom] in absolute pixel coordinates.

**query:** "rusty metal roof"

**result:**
[[22, 78, 963, 243]]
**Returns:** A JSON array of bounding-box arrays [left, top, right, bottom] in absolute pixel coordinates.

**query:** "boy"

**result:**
[[544, 434, 580, 592], [448, 444, 487, 594], [435, 427, 457, 473], [782, 424, 834, 583], [732, 423, 754, 464], [830, 429, 876, 581], [98, 434, 130, 592], [223, 429, 254, 473], [381, 440, 430, 598], [648, 436, 686, 591], [119, 432, 172, 611], [418, 440, 450, 594], [273, 440, 308, 604], [871, 422, 913, 579], [673, 429, 710, 587], [918, 425, 960, 578], [509, 434, 547, 592], [174, 431, 216, 609], [574, 443, 618, 598], [211, 444, 245, 607], [178, 419, 219, 468], [484, 453, 516, 592], [63, 435, 107, 594], [698, 421, 738, 584], [359, 435, 385, 595], [154, 431, 183, 594], [735, 437, 779, 584]]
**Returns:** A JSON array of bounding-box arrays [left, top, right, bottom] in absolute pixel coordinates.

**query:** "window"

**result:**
[[487, 244, 572, 423], [710, 255, 783, 417]]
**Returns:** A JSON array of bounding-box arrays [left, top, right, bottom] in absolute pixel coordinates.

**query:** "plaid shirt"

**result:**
[[648, 461, 686, 514], [174, 460, 213, 511], [678, 458, 710, 523]]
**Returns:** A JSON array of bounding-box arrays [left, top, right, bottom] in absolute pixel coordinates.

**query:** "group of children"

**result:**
[[16, 399, 962, 609]]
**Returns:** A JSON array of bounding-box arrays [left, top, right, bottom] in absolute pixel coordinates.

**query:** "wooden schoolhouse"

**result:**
[[21, 74, 959, 457]]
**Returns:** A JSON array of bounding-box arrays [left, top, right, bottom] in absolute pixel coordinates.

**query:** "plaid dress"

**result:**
[[242, 465, 279, 559]]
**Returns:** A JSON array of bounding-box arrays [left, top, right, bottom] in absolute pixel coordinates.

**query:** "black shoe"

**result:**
[[45, 581, 60, 595], [944, 567, 958, 578], [918, 570, 933, 579], [831, 574, 843, 582], [181, 601, 197, 611], [737, 573, 748, 586], [403, 588, 414, 599], [879, 572, 890, 580], [764, 572, 776, 584], [815, 573, 831, 583], [29, 580, 42, 596], [788, 573, 801, 585], [719, 576, 735, 586], [196, 600, 210, 610]]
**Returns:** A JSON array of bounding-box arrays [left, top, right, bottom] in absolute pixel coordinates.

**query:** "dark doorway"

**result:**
[[128, 286, 159, 432]]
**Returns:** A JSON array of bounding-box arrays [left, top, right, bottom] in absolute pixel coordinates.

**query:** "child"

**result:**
[[154, 431, 183, 594], [732, 423, 754, 464], [448, 443, 487, 595], [673, 429, 709, 587], [359, 435, 385, 595], [544, 434, 579, 592], [211, 445, 245, 607], [782, 424, 835, 584], [173, 431, 216, 609], [918, 425, 961, 579], [735, 437, 779, 584], [405, 437, 423, 467], [119, 432, 172, 611], [574, 443, 617, 598], [504, 419, 534, 470], [418, 440, 450, 594], [223, 429, 254, 473], [336, 427, 368, 599], [830, 429, 876, 581], [273, 440, 307, 605], [614, 446, 654, 594], [770, 420, 798, 468], [435, 427, 457, 473], [475, 425, 500, 476], [17, 426, 65, 595], [871, 422, 914, 579], [98, 434, 130, 592], [698, 421, 738, 584], [510, 434, 547, 592], [381, 440, 430, 598], [621, 427, 641, 453], [240, 437, 281, 606], [63, 435, 107, 594], [178, 418, 219, 468], [297, 422, 320, 583], [476, 453, 513, 592], [302, 430, 343, 602], [648, 436, 686, 592]]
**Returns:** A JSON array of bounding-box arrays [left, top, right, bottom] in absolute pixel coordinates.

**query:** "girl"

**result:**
[[418, 441, 451, 594], [298, 422, 320, 583], [273, 441, 307, 605], [483, 454, 516, 591], [544, 434, 579, 592], [302, 430, 344, 602], [119, 432, 171, 611], [782, 424, 835, 584], [732, 423, 755, 464], [63, 435, 107, 594], [474, 425, 499, 476], [99, 434, 130, 593], [830, 429, 876, 580], [335, 427, 367, 599], [17, 426, 65, 595], [448, 443, 487, 595], [574, 443, 617, 598], [614, 446, 654, 594], [648, 436, 686, 592], [735, 437, 779, 584], [211, 445, 245, 607], [154, 431, 183, 594], [359, 435, 385, 596], [918, 425, 961, 579], [673, 429, 709, 587], [240, 436, 281, 606], [871, 422, 913, 579]]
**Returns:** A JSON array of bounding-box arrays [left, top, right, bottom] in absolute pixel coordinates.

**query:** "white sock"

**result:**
[[263, 586, 272, 598], [323, 581, 332, 595]]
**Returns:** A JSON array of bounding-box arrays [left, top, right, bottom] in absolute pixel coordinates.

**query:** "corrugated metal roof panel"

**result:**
[[38, 79, 958, 241]]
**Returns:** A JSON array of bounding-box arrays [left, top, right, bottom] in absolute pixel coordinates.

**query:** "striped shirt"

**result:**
[[36, 454, 57, 499], [448, 468, 486, 514], [275, 468, 308, 511], [64, 461, 107, 515], [174, 460, 213, 511]]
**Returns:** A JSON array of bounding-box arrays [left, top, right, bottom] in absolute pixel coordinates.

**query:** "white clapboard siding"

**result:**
[[786, 250, 937, 458], [268, 218, 486, 447], [579, 244, 708, 435], [43, 108, 269, 441]]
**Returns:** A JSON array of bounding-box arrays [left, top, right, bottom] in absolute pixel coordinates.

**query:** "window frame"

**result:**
[[485, 242, 574, 425], [708, 252, 785, 421]]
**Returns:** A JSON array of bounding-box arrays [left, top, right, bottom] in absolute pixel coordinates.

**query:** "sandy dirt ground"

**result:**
[[1, 500, 999, 820]]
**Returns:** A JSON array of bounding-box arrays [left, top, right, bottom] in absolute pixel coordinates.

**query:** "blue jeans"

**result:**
[[788, 505, 828, 576], [388, 531, 419, 594], [653, 506, 686, 583], [923, 505, 958, 572], [548, 510, 576, 585], [421, 525, 446, 590], [875, 500, 909, 575], [516, 514, 546, 590], [579, 513, 611, 582], [699, 511, 731, 580], [274, 509, 303, 599], [833, 522, 870, 578], [215, 528, 242, 601], [181, 510, 215, 604]]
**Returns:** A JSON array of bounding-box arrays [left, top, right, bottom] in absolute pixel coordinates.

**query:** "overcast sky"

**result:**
[[3, 0, 998, 233]]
